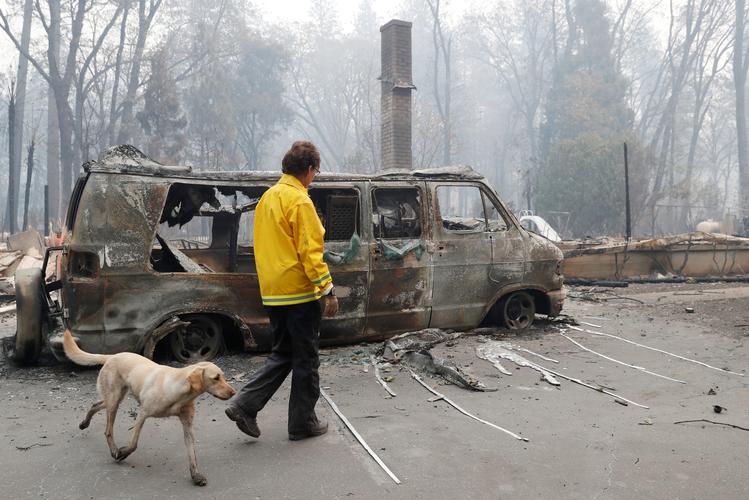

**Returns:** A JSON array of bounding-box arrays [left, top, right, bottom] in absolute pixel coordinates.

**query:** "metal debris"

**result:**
[[476, 343, 560, 386], [508, 345, 559, 364], [568, 325, 745, 377], [320, 389, 401, 485], [371, 355, 397, 397], [673, 419, 749, 432], [15, 442, 53, 451], [477, 340, 649, 408], [409, 370, 528, 442], [538, 363, 649, 409], [384, 328, 464, 353], [401, 350, 496, 391], [0, 304, 16, 315], [558, 330, 686, 384]]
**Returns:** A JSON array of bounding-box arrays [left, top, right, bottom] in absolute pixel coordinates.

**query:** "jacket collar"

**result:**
[[278, 173, 307, 193]]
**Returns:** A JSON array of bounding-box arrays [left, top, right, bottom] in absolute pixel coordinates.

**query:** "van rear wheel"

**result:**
[[169, 316, 224, 363], [498, 291, 535, 330], [12, 268, 46, 365]]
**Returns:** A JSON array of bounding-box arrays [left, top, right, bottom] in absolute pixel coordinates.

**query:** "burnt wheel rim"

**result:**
[[503, 292, 535, 330], [170, 318, 222, 363]]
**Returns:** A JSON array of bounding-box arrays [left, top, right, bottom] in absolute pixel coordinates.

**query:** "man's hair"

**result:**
[[282, 141, 321, 176]]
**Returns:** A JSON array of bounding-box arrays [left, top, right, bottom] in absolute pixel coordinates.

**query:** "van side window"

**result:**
[[152, 183, 266, 273], [309, 188, 360, 241], [372, 187, 422, 239], [436, 185, 487, 232], [482, 191, 509, 232]]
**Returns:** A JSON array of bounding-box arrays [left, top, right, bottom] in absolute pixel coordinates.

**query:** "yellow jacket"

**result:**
[[254, 174, 333, 306]]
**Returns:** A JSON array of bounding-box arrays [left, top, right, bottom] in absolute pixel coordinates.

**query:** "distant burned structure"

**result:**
[[380, 19, 415, 172]]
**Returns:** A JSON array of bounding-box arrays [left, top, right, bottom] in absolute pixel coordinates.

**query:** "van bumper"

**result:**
[[547, 287, 566, 317]]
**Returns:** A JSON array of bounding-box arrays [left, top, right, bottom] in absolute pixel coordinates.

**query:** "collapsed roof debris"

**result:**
[[562, 231, 749, 280]]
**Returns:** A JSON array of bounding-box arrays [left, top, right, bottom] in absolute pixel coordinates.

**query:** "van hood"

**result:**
[[526, 230, 564, 261]]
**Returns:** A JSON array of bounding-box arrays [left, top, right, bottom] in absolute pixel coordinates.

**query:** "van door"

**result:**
[[308, 184, 369, 344], [429, 183, 496, 329], [365, 182, 431, 336], [483, 188, 526, 290]]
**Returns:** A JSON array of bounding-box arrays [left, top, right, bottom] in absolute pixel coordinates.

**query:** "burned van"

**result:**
[[10, 146, 564, 364]]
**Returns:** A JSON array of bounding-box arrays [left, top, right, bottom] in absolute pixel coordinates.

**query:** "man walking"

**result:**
[[226, 140, 338, 440]]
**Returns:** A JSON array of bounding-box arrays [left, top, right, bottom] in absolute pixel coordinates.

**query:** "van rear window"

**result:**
[[151, 183, 267, 273]]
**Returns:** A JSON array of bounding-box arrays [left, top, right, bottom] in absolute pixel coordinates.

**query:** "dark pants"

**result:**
[[234, 300, 322, 434]]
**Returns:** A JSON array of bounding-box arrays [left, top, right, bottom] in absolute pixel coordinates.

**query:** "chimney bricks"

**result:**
[[380, 19, 414, 171]]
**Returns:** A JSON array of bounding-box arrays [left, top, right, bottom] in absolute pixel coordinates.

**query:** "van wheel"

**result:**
[[498, 291, 535, 330], [13, 268, 46, 365], [169, 316, 224, 363]]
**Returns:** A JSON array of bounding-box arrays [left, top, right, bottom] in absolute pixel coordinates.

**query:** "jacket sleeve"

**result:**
[[290, 200, 333, 293]]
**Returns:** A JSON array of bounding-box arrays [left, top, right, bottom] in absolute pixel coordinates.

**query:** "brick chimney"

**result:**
[[380, 19, 415, 171]]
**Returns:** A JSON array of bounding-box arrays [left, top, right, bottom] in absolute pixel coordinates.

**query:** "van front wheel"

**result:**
[[498, 291, 535, 330], [169, 316, 224, 363]]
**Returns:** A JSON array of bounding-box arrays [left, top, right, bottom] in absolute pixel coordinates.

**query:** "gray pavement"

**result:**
[[1, 283, 748, 499]]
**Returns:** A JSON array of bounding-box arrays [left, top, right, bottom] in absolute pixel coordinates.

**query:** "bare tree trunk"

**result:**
[[47, 1, 60, 223], [109, 1, 131, 145], [74, 3, 124, 164], [22, 137, 34, 230], [736, 0, 749, 219], [6, 84, 16, 233], [427, 0, 452, 165], [118, 0, 162, 144], [7, 0, 34, 234]]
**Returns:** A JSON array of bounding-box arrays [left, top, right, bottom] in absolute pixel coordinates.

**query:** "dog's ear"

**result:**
[[187, 367, 205, 394]]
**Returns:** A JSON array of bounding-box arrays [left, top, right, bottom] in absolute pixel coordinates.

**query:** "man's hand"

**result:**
[[323, 295, 339, 317]]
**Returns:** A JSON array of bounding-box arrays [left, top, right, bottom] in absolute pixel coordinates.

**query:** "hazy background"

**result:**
[[0, 0, 746, 239]]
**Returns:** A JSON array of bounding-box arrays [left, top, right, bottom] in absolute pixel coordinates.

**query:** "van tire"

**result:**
[[497, 291, 535, 330], [13, 268, 46, 365], [169, 315, 225, 363]]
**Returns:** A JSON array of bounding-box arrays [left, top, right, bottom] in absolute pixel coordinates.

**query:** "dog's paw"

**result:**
[[191, 473, 207, 486], [114, 447, 131, 462]]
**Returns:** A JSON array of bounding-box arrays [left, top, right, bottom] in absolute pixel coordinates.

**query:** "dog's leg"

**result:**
[[79, 401, 104, 430], [114, 412, 147, 462], [179, 403, 206, 486], [104, 387, 126, 460]]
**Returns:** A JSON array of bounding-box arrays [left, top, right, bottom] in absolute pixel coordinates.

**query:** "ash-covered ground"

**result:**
[[1, 283, 748, 499]]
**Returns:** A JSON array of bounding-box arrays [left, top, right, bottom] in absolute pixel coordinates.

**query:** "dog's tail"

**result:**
[[63, 329, 111, 366]]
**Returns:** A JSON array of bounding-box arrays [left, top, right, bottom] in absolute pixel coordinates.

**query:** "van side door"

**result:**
[[308, 184, 369, 343], [365, 182, 431, 336]]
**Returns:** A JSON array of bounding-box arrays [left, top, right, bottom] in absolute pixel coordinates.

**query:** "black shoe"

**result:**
[[289, 419, 328, 441], [225, 406, 260, 438]]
